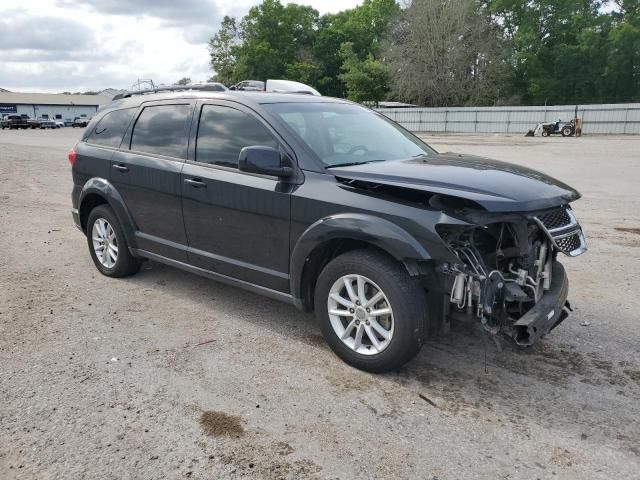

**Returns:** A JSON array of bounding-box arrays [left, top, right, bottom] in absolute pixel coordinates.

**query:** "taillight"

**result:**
[[68, 149, 77, 166]]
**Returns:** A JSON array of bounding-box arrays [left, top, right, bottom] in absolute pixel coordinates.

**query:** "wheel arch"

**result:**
[[290, 213, 433, 312], [78, 178, 138, 250]]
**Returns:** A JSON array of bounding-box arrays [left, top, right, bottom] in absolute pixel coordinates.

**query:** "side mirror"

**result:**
[[238, 146, 293, 178]]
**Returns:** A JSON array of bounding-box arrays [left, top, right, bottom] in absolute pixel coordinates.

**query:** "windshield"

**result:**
[[262, 102, 436, 167]]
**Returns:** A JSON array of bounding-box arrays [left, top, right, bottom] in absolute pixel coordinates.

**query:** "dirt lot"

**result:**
[[1, 129, 639, 479]]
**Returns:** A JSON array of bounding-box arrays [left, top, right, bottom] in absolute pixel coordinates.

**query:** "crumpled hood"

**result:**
[[330, 153, 581, 212]]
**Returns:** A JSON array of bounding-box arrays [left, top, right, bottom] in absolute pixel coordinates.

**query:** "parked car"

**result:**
[[230, 80, 266, 91], [266, 79, 321, 96], [38, 118, 58, 129], [184, 82, 227, 91], [69, 88, 586, 372], [28, 118, 43, 129], [230, 79, 321, 96], [72, 118, 90, 127], [1, 115, 31, 129]]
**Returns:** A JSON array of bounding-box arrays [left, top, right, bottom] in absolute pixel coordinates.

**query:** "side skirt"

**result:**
[[131, 248, 296, 306]]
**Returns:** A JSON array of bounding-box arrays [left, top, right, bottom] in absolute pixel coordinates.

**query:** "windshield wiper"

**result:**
[[325, 160, 385, 169]]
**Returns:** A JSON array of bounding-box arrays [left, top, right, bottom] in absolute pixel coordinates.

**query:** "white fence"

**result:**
[[377, 103, 640, 135]]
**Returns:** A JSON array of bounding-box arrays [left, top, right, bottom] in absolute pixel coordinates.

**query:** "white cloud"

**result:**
[[0, 0, 362, 93]]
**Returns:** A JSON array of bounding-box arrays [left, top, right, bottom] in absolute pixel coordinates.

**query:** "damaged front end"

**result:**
[[436, 203, 586, 346]]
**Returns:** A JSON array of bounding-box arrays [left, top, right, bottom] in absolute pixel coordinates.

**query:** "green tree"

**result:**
[[604, 1, 640, 101], [338, 42, 390, 103], [208, 0, 399, 97], [314, 0, 400, 96], [207, 0, 639, 106], [236, 0, 320, 81], [208, 16, 239, 86], [175, 77, 192, 85], [483, 0, 639, 104], [286, 62, 322, 85]]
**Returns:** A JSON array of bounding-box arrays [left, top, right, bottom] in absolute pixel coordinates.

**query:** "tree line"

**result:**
[[208, 0, 640, 106]]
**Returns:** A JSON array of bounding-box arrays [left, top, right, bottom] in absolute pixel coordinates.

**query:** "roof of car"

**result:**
[[107, 90, 349, 111]]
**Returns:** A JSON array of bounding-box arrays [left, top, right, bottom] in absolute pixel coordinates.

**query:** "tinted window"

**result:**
[[195, 105, 278, 168], [87, 108, 136, 147], [130, 104, 191, 158]]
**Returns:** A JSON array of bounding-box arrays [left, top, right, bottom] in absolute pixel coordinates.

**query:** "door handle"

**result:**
[[184, 178, 207, 188], [112, 164, 129, 172]]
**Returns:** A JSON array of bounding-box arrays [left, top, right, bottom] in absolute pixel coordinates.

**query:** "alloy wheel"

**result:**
[[92, 218, 118, 268], [327, 274, 394, 355]]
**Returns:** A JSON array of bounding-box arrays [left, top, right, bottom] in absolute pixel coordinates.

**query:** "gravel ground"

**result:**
[[1, 128, 639, 479]]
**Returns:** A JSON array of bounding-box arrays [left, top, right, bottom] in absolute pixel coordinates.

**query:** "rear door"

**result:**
[[181, 101, 292, 292], [110, 100, 195, 261], [78, 107, 138, 188]]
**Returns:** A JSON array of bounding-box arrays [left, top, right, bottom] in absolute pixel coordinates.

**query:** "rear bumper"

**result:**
[[511, 261, 570, 346]]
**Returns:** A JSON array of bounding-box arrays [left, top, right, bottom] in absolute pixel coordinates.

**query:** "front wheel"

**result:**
[[86, 205, 141, 277], [314, 250, 427, 373]]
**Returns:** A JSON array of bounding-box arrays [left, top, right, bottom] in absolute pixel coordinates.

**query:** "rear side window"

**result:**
[[130, 104, 191, 158], [195, 105, 278, 168], [87, 108, 136, 147]]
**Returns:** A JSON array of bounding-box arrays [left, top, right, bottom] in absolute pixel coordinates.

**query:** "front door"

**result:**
[[110, 101, 194, 261], [181, 102, 291, 292]]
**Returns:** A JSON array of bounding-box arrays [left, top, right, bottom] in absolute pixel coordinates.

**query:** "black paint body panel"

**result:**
[[181, 162, 291, 292], [329, 153, 581, 212], [110, 150, 188, 261]]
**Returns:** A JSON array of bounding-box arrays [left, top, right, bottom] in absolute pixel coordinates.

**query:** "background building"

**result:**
[[0, 91, 116, 125]]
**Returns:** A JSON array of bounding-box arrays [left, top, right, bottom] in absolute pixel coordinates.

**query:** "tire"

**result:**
[[86, 205, 141, 278], [314, 249, 427, 373], [561, 127, 573, 137], [541, 129, 549, 137]]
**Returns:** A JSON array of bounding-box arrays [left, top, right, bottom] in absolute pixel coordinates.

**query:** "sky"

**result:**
[[0, 0, 362, 93]]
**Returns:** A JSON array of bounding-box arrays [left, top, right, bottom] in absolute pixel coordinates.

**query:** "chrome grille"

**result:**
[[533, 207, 587, 257], [537, 208, 572, 230], [556, 233, 582, 253]]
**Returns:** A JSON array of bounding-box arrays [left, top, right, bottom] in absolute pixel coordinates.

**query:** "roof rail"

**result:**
[[112, 83, 227, 101]]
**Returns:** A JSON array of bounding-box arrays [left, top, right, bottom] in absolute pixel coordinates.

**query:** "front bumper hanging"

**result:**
[[511, 261, 570, 346]]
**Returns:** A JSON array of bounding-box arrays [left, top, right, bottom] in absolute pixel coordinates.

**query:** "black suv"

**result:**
[[70, 87, 586, 372]]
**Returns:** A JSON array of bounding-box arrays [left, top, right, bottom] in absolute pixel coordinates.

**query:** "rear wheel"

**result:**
[[561, 126, 574, 137], [87, 205, 141, 277], [314, 250, 427, 373]]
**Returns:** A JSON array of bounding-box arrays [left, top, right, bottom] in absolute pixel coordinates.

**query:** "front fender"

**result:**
[[290, 213, 432, 301], [79, 178, 138, 249]]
